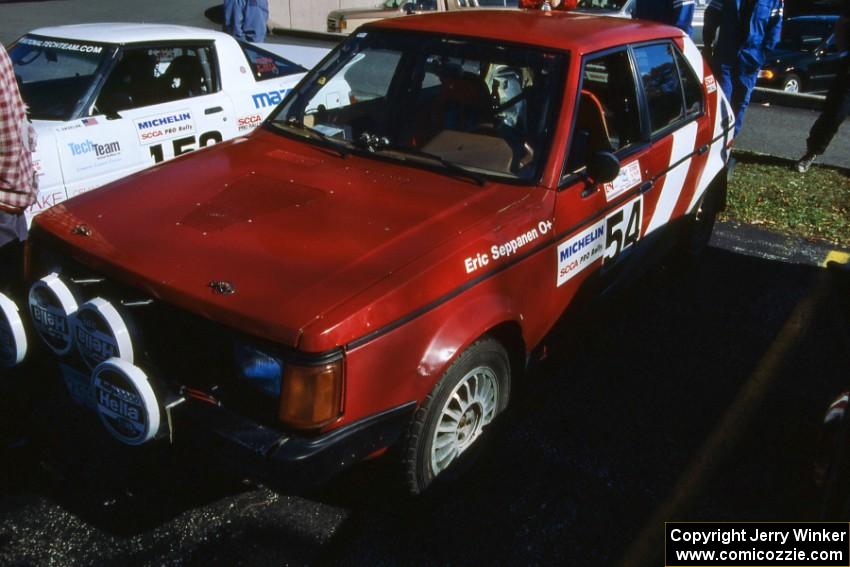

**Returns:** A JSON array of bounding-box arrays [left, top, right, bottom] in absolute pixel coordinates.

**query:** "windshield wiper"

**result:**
[[268, 119, 350, 158], [358, 136, 487, 186]]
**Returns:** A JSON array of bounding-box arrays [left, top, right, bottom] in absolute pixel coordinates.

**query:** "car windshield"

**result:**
[[269, 31, 567, 183], [10, 35, 111, 121], [775, 20, 833, 52]]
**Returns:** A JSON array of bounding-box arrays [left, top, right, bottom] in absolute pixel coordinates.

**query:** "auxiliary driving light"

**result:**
[[75, 297, 134, 370], [0, 292, 27, 368], [92, 358, 161, 446], [28, 273, 78, 355]]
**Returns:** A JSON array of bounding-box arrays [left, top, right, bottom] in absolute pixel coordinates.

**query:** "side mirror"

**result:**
[[403, 2, 416, 14], [587, 151, 620, 184]]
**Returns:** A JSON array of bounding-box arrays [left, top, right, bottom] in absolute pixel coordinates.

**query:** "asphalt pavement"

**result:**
[[738, 103, 850, 170]]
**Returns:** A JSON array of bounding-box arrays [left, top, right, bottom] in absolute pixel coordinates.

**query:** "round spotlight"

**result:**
[[28, 273, 78, 355], [92, 358, 160, 446], [0, 292, 27, 368], [75, 297, 134, 370]]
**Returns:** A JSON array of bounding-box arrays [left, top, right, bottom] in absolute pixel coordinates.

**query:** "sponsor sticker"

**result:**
[[237, 114, 264, 132], [251, 88, 291, 109], [75, 298, 134, 370], [134, 110, 195, 145], [0, 293, 27, 368], [19, 37, 103, 54], [705, 74, 717, 94], [464, 220, 553, 274], [603, 160, 642, 202], [556, 196, 643, 286], [28, 273, 78, 355], [92, 359, 160, 446]]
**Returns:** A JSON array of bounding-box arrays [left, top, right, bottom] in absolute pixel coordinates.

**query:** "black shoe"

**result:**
[[796, 153, 818, 173]]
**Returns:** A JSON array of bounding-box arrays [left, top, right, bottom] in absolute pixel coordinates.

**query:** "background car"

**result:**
[[757, 15, 843, 93], [326, 0, 517, 33], [576, 0, 708, 45], [9, 24, 330, 222]]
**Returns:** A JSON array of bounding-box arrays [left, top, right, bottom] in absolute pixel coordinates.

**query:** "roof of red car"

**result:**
[[367, 9, 682, 55]]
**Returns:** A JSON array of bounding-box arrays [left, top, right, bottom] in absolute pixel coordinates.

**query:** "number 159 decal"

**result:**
[[556, 196, 643, 287]]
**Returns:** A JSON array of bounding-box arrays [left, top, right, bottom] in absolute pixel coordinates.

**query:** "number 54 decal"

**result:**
[[556, 196, 643, 287], [603, 197, 642, 263]]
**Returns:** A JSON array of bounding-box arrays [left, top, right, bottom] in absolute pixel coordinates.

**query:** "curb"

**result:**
[[752, 86, 826, 112], [710, 220, 850, 268]]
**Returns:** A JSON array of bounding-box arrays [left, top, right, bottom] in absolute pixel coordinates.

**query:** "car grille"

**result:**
[[327, 18, 338, 32]]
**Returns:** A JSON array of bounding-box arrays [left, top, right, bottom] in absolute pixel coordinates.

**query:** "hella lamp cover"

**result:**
[[0, 292, 27, 368], [28, 273, 78, 355]]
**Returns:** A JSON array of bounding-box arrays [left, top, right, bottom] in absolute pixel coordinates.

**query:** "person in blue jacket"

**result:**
[[224, 0, 269, 43], [703, 0, 783, 135], [634, 0, 696, 36]]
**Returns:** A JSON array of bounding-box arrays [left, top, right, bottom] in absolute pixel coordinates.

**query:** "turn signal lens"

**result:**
[[758, 69, 775, 80], [339, 18, 347, 31], [278, 360, 343, 429]]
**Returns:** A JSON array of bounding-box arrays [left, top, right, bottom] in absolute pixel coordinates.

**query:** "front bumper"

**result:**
[[173, 399, 416, 489]]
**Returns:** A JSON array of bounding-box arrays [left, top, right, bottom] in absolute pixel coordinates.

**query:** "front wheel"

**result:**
[[679, 170, 725, 259], [403, 337, 511, 495], [782, 73, 803, 94]]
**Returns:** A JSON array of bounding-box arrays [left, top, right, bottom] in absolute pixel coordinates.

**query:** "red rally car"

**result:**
[[0, 9, 734, 493]]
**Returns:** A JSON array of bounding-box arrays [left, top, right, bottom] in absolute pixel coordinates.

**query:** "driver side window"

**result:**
[[565, 49, 640, 175], [95, 44, 217, 115]]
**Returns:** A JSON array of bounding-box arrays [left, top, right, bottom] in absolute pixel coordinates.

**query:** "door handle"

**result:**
[[205, 106, 224, 115], [639, 180, 654, 193]]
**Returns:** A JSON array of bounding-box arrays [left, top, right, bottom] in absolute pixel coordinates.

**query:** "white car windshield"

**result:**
[[270, 30, 567, 183], [10, 35, 111, 121]]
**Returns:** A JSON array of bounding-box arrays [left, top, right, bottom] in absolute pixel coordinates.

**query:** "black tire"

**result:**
[[680, 170, 724, 259], [402, 337, 511, 495], [782, 73, 803, 94]]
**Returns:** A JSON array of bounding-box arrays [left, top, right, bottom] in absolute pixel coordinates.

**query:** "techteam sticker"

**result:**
[[603, 160, 642, 202], [557, 196, 643, 286], [92, 358, 160, 446], [705, 74, 718, 94], [465, 220, 553, 274]]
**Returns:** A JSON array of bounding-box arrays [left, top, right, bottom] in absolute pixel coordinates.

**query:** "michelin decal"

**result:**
[[557, 196, 643, 286], [134, 110, 195, 144]]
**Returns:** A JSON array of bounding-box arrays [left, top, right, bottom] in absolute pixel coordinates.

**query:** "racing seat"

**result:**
[[162, 55, 207, 99], [569, 89, 614, 168], [98, 51, 159, 112]]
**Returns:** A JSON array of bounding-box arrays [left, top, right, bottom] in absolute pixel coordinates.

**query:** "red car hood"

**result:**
[[35, 130, 525, 350]]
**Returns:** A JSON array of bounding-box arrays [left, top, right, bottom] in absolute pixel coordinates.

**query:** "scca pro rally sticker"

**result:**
[[603, 160, 642, 202], [557, 196, 643, 286], [705, 75, 718, 94], [134, 110, 195, 145], [92, 359, 160, 446]]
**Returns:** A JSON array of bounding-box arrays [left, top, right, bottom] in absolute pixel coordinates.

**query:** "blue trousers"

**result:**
[[224, 0, 268, 43], [717, 61, 760, 136]]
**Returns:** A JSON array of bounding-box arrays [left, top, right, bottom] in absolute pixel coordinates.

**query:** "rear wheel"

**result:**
[[403, 337, 511, 495], [679, 170, 725, 259]]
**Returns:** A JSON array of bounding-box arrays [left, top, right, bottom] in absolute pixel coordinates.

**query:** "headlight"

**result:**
[[235, 343, 283, 397], [278, 359, 343, 429], [758, 69, 775, 80]]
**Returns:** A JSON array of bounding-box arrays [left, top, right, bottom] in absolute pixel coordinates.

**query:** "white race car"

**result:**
[[9, 24, 329, 221]]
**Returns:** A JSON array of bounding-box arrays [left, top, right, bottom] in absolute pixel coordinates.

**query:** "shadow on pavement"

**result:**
[[0, 246, 847, 565]]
